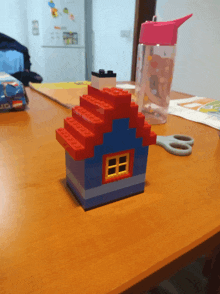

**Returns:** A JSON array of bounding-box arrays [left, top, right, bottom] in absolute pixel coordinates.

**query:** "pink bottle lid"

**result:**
[[139, 14, 193, 46]]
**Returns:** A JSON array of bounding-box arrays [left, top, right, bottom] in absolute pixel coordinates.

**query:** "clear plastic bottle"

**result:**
[[135, 14, 193, 124]]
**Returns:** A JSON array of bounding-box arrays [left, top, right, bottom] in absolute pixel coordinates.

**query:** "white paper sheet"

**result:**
[[168, 97, 220, 130], [116, 84, 136, 89]]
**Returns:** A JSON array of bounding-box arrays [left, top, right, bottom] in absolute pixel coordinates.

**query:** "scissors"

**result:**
[[156, 135, 194, 156]]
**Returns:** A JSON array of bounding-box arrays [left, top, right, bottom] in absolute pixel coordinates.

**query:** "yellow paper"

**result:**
[[31, 81, 91, 90]]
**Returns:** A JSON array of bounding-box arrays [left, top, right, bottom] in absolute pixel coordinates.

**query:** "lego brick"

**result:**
[[66, 165, 146, 200], [80, 93, 140, 133], [66, 168, 85, 198], [80, 100, 137, 129], [56, 77, 157, 209], [144, 131, 157, 146], [64, 115, 104, 151], [91, 69, 116, 78], [71, 182, 145, 211], [91, 75, 116, 90], [56, 128, 86, 160], [136, 121, 151, 140], [101, 88, 131, 106], [84, 182, 145, 210], [66, 177, 86, 207], [102, 149, 135, 184], [80, 94, 114, 122], [59, 111, 153, 165], [85, 173, 146, 200], [57, 83, 157, 162], [88, 85, 132, 109], [83, 118, 147, 189], [132, 146, 149, 176], [84, 158, 103, 189], [65, 151, 85, 189], [100, 118, 142, 154], [137, 112, 145, 128], [88, 85, 106, 101], [91, 70, 117, 90], [72, 106, 106, 134], [91, 75, 102, 90], [129, 102, 139, 129], [64, 117, 96, 147], [85, 87, 143, 132]]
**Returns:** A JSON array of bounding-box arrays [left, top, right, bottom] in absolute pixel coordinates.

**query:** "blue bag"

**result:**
[[0, 72, 28, 112]]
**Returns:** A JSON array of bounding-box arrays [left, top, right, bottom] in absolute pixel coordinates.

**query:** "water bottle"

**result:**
[[135, 14, 193, 124]]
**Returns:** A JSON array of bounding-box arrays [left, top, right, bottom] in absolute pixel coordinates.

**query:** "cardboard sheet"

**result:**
[[30, 81, 91, 108]]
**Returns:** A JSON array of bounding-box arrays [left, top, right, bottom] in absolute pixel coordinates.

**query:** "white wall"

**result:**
[[0, 0, 29, 47], [26, 0, 85, 83], [26, 0, 45, 79], [1, 0, 85, 82], [92, 0, 136, 81], [1, 0, 136, 83], [156, 0, 220, 100], [0, 0, 44, 77]]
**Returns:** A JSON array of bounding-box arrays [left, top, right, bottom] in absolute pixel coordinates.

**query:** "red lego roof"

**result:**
[[56, 86, 157, 160]]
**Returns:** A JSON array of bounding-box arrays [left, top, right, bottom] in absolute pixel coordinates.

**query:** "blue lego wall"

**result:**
[[65, 152, 85, 188], [66, 117, 149, 210], [67, 177, 145, 210], [84, 118, 149, 189], [66, 118, 149, 190]]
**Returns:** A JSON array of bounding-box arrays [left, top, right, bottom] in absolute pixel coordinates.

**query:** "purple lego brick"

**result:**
[[66, 179, 145, 211]]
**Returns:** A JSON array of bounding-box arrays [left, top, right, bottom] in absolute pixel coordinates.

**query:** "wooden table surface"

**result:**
[[1, 86, 220, 294]]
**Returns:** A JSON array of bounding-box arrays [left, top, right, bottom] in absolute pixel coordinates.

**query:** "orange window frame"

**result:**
[[102, 149, 135, 184]]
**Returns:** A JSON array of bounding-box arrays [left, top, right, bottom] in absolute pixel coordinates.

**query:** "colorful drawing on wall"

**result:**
[[48, 0, 55, 8], [54, 26, 68, 30], [48, 0, 59, 17], [48, 1, 75, 20], [69, 13, 75, 20], [63, 32, 78, 45], [51, 7, 58, 17], [62, 6, 75, 21]]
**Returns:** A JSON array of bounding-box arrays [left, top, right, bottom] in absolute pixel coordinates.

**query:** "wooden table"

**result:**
[[1, 86, 220, 294]]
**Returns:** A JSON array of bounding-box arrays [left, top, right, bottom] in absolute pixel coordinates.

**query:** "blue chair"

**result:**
[[0, 49, 25, 74], [0, 33, 43, 86]]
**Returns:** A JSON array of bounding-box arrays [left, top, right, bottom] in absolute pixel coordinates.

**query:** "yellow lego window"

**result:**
[[105, 152, 129, 180], [102, 149, 134, 184]]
